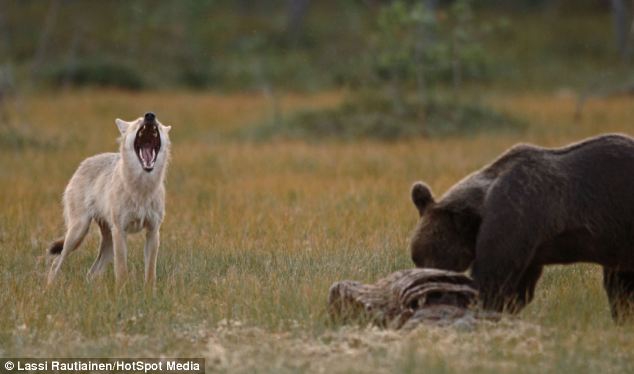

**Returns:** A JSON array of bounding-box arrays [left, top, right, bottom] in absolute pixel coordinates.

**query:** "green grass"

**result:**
[[2, 90, 634, 372]]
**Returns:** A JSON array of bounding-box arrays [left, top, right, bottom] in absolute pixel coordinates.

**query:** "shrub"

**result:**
[[179, 65, 215, 90], [0, 124, 57, 150], [43, 59, 145, 90], [244, 91, 524, 141]]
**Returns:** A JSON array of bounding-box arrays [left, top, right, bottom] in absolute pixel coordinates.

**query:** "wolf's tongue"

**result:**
[[140, 146, 155, 169]]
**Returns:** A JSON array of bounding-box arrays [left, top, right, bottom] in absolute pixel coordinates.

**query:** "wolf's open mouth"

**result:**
[[134, 123, 161, 172]]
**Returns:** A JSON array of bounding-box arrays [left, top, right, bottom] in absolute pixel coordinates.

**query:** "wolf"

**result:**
[[46, 112, 171, 288]]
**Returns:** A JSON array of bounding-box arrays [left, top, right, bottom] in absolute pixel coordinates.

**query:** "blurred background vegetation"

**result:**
[[1, 0, 633, 139]]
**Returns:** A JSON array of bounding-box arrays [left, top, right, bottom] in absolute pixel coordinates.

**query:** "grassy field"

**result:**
[[2, 89, 634, 373]]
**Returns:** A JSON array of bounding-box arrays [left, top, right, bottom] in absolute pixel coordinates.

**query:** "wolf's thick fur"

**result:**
[[47, 113, 171, 287]]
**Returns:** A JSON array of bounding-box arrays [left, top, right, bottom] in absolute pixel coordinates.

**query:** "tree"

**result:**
[[286, 0, 311, 46], [610, 0, 630, 60]]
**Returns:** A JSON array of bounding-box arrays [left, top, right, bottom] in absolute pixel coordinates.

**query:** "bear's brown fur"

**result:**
[[409, 134, 634, 320]]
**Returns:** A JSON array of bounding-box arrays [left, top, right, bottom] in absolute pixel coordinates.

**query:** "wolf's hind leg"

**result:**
[[87, 221, 113, 280], [47, 217, 91, 286]]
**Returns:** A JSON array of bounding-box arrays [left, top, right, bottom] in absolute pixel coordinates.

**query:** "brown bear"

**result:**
[[409, 134, 634, 320]]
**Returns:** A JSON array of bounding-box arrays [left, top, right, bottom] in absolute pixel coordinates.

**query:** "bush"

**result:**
[[244, 91, 524, 141], [179, 65, 215, 90], [43, 59, 145, 90], [0, 124, 57, 150]]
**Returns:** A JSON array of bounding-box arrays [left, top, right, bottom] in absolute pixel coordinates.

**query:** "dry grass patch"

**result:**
[[1, 90, 634, 372]]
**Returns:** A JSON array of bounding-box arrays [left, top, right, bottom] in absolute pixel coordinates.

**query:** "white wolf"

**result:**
[[46, 112, 171, 288]]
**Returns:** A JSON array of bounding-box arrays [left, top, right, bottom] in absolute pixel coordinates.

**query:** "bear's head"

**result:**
[[408, 182, 479, 272]]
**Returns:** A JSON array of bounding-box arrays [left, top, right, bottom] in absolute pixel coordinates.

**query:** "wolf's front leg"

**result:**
[[112, 226, 128, 286], [144, 227, 160, 288]]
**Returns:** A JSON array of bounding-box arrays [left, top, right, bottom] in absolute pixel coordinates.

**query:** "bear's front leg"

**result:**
[[472, 258, 529, 313], [603, 267, 634, 323], [471, 198, 545, 312], [507, 265, 543, 313]]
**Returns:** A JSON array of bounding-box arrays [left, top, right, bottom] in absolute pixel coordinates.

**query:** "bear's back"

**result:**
[[483, 134, 634, 180], [439, 134, 634, 214]]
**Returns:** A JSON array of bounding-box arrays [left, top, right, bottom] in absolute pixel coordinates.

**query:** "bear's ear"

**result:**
[[411, 182, 434, 216]]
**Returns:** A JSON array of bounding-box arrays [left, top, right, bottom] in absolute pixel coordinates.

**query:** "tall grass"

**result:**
[[1, 90, 634, 372]]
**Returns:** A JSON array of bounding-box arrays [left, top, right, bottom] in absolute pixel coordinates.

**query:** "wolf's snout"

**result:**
[[134, 116, 161, 172]]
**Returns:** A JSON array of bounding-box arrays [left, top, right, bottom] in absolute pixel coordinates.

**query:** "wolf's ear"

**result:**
[[411, 182, 434, 217], [115, 119, 131, 135], [161, 124, 172, 133]]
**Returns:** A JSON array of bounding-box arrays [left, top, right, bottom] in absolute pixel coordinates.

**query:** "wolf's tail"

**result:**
[[47, 237, 64, 255]]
